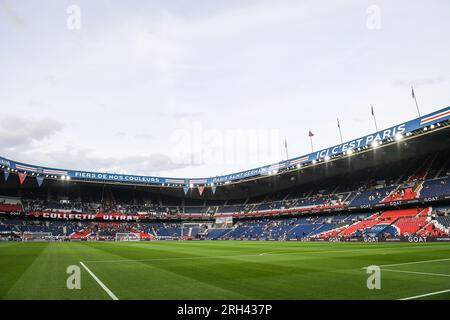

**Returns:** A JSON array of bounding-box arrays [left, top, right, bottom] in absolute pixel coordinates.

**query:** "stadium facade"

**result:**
[[1, 105, 450, 242]]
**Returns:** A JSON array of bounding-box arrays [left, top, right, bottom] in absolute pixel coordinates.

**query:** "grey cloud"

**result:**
[[11, 146, 201, 177], [90, 153, 200, 176], [0, 116, 64, 151]]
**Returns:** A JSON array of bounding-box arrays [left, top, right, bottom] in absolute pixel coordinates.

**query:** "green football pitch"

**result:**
[[1, 241, 450, 300]]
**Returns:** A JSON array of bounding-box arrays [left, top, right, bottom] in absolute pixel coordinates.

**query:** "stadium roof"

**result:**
[[1, 105, 450, 197]]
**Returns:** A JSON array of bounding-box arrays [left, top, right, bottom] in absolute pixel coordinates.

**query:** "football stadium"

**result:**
[[1, 106, 450, 300], [2, 2, 450, 313]]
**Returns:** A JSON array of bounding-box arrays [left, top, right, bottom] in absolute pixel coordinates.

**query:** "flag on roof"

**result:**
[[18, 172, 27, 185]]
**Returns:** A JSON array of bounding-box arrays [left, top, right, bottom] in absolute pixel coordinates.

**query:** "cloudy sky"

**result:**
[[0, 0, 449, 178]]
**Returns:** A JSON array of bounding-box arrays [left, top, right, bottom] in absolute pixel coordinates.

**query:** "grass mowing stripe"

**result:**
[[79, 262, 119, 300], [399, 288, 450, 300], [0, 242, 49, 298]]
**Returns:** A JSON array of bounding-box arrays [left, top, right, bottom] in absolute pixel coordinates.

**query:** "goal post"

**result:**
[[22, 231, 53, 241], [115, 232, 141, 241], [181, 223, 205, 237]]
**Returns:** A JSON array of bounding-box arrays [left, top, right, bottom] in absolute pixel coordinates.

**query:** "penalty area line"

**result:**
[[79, 261, 119, 300], [379, 268, 450, 278], [377, 257, 450, 268], [362, 257, 450, 270], [399, 288, 450, 300], [362, 266, 450, 278], [83, 245, 446, 264]]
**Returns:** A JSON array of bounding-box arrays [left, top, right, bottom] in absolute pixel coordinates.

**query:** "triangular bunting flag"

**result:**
[[211, 185, 217, 194], [183, 186, 189, 195], [18, 172, 27, 185], [36, 176, 45, 187], [198, 186, 205, 196], [3, 170, 9, 182]]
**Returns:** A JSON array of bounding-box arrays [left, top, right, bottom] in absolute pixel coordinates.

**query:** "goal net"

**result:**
[[181, 223, 205, 237], [22, 232, 53, 241], [115, 233, 141, 241]]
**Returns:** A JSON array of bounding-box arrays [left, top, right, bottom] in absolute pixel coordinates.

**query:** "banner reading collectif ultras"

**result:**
[[27, 211, 142, 221], [1, 106, 449, 186]]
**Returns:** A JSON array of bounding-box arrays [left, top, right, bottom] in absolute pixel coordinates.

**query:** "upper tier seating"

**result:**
[[436, 216, 450, 228], [206, 228, 232, 239], [349, 186, 395, 206], [419, 177, 450, 198]]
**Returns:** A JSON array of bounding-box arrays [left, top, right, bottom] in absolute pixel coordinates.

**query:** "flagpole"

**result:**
[[337, 118, 343, 144], [371, 105, 379, 132], [308, 130, 315, 152], [412, 86, 421, 117], [284, 139, 289, 160]]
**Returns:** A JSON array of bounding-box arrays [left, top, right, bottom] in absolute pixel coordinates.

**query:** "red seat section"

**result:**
[[382, 187, 418, 202], [401, 188, 417, 200], [0, 203, 23, 212], [339, 214, 380, 236], [379, 208, 420, 220], [418, 223, 448, 237], [394, 217, 428, 235]]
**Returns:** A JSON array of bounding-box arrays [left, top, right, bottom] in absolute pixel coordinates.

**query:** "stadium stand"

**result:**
[[2, 124, 450, 241]]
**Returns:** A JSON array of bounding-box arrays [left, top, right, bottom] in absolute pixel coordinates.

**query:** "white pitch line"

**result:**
[[82, 248, 386, 263], [376, 257, 450, 268], [399, 288, 450, 300], [80, 262, 119, 300], [82, 245, 447, 264], [380, 268, 450, 278]]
